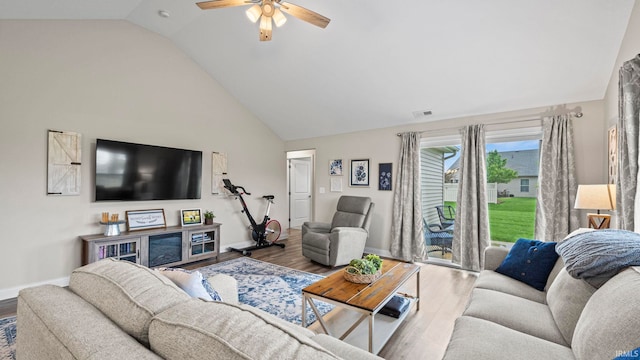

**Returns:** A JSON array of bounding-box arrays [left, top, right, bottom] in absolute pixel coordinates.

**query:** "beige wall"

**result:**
[[286, 100, 607, 256], [604, 0, 640, 123], [0, 20, 287, 297]]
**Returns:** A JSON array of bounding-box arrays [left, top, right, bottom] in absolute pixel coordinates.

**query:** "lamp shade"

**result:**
[[574, 184, 616, 211], [246, 4, 262, 23]]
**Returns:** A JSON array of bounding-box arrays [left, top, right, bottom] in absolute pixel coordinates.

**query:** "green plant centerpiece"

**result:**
[[344, 254, 383, 284], [204, 210, 215, 225]]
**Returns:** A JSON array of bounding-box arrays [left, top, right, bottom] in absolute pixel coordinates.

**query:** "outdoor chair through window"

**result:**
[[435, 205, 455, 228], [423, 218, 453, 256]]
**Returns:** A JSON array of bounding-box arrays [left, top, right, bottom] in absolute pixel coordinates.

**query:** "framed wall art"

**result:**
[[379, 163, 392, 191], [350, 159, 369, 187], [181, 209, 203, 226], [126, 209, 166, 231], [47, 129, 81, 196], [329, 159, 343, 175]]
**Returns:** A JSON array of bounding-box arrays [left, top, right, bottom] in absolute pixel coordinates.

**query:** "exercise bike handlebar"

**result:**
[[222, 179, 251, 195]]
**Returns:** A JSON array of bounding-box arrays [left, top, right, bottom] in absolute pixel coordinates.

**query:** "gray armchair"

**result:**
[[301, 196, 375, 267]]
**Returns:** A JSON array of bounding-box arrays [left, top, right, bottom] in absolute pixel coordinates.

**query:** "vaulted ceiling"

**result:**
[[1, 0, 635, 140]]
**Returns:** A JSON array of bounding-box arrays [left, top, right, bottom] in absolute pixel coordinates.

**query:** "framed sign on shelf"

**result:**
[[181, 209, 203, 226], [125, 209, 166, 231], [350, 159, 370, 187]]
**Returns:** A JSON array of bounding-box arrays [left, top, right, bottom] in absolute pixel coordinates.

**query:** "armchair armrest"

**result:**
[[302, 221, 331, 236], [329, 227, 369, 266], [484, 246, 510, 271]]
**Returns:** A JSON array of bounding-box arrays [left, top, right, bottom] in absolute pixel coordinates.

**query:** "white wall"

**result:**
[[0, 20, 287, 297], [285, 100, 607, 255]]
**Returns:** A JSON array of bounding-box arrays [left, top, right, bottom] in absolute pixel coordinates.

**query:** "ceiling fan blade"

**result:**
[[279, 2, 330, 29], [197, 0, 251, 10]]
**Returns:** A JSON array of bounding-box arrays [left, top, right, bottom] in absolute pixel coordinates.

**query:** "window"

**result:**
[[420, 126, 542, 251]]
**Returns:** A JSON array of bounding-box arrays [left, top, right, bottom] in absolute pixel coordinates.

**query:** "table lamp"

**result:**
[[574, 184, 616, 229]]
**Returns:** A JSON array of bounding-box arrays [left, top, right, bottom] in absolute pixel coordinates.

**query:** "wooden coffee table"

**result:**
[[302, 259, 420, 353]]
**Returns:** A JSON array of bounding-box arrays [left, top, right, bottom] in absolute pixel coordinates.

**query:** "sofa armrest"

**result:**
[[483, 246, 510, 271], [207, 274, 238, 305]]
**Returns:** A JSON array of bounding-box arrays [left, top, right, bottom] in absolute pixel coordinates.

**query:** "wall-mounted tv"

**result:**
[[95, 139, 202, 202]]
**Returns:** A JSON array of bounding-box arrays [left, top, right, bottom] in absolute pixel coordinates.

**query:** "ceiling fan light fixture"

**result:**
[[259, 15, 273, 41], [246, 4, 262, 23], [272, 8, 287, 27]]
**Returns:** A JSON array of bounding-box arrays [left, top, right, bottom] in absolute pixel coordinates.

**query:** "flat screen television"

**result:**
[[95, 139, 202, 201]]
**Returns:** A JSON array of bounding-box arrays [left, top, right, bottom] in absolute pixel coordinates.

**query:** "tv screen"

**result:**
[[95, 139, 202, 201]]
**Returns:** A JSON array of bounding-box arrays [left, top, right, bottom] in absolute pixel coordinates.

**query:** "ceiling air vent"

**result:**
[[412, 110, 433, 120]]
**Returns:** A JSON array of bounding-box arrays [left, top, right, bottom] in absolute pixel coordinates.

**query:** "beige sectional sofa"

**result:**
[[16, 258, 381, 360], [443, 246, 640, 360]]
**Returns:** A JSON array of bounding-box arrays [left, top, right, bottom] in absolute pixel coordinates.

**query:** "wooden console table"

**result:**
[[302, 259, 420, 353]]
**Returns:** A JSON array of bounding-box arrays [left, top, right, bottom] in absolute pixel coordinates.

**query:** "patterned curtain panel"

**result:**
[[534, 115, 579, 241], [390, 132, 426, 262], [617, 54, 640, 231], [452, 125, 490, 271]]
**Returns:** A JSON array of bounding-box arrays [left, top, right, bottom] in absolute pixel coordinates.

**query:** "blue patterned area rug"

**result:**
[[196, 257, 334, 325], [0, 316, 16, 360]]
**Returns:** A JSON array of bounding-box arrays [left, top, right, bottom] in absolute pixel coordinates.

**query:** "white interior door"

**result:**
[[289, 158, 312, 228]]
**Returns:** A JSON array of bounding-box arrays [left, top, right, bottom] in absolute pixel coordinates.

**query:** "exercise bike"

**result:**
[[223, 179, 284, 256]]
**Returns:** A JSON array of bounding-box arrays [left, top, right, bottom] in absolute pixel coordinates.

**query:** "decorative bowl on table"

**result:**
[[343, 254, 383, 284]]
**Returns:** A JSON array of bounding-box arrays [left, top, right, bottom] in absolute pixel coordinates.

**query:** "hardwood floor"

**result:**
[[0, 228, 478, 359]]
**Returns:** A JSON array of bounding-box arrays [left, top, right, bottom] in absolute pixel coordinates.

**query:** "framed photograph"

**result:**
[[329, 159, 343, 176], [379, 163, 392, 191], [350, 159, 370, 187], [608, 125, 618, 185], [126, 209, 166, 231], [181, 209, 203, 226]]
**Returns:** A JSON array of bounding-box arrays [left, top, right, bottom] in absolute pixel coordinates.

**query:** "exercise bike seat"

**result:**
[[262, 195, 275, 200]]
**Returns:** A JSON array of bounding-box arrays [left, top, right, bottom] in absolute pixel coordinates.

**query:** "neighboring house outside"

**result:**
[[446, 149, 539, 198], [420, 147, 458, 226]]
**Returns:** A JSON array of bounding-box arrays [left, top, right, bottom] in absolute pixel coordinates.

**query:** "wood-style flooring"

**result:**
[[0, 229, 478, 359]]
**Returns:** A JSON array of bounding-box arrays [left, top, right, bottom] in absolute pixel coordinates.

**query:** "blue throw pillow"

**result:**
[[495, 238, 559, 291]]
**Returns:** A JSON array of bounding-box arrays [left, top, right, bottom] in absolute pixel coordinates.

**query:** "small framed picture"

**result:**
[[181, 209, 203, 226], [350, 159, 370, 187], [126, 209, 166, 231], [379, 163, 392, 191], [329, 159, 343, 176]]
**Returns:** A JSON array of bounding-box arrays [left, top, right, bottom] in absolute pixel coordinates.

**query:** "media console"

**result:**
[[80, 223, 220, 267]]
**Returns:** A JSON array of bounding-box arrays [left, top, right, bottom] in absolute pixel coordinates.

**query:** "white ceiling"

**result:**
[[1, 0, 635, 140]]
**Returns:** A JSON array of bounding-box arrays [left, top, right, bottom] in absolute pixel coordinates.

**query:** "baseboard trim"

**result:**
[[0, 276, 70, 301], [364, 247, 392, 258]]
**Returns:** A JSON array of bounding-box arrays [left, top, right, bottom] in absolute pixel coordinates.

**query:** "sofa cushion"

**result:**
[[69, 258, 190, 346], [572, 267, 640, 359], [545, 268, 596, 345], [443, 316, 575, 360], [474, 270, 547, 303], [463, 288, 567, 346], [17, 285, 162, 359], [312, 334, 383, 360], [496, 239, 559, 291], [149, 299, 341, 360]]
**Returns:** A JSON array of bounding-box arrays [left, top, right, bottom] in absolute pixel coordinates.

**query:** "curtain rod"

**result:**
[[396, 111, 583, 136]]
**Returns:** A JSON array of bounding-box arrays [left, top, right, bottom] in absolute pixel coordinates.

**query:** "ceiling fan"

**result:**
[[196, 0, 330, 41]]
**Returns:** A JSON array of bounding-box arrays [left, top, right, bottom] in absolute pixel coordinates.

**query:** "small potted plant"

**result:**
[[204, 210, 215, 225]]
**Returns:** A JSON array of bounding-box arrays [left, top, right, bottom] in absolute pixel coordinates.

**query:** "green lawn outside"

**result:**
[[444, 197, 536, 242]]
